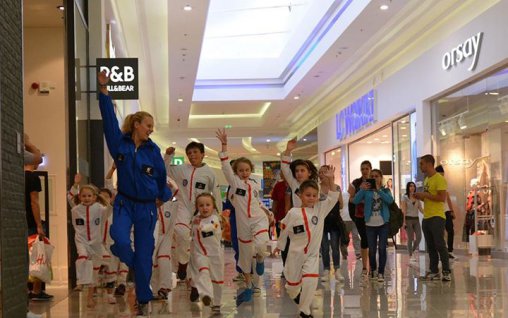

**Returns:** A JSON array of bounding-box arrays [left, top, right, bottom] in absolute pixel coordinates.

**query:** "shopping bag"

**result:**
[[28, 236, 54, 283]]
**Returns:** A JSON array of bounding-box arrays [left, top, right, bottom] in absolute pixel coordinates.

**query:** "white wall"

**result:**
[[24, 27, 67, 284], [347, 143, 392, 183]]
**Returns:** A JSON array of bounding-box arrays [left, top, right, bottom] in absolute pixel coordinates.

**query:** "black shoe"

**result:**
[[114, 284, 126, 296], [135, 301, 149, 316], [190, 287, 199, 302], [29, 292, 53, 301], [177, 263, 187, 280], [293, 292, 301, 304], [202, 295, 212, 306], [300, 311, 313, 318]]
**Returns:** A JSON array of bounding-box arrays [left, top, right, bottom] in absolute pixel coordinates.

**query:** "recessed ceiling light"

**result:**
[[266, 139, 271, 142], [177, 98, 183, 102], [402, 134, 407, 137], [276, 152, 281, 156], [380, 4, 389, 10], [183, 5, 192, 11], [303, 138, 307, 141], [401, 120, 406, 124], [57, 5, 64, 11], [400, 126, 407, 130], [331, 152, 335, 156], [382, 135, 387, 138], [172, 142, 176, 145], [367, 141, 373, 144], [294, 96, 300, 100], [374, 138, 380, 141]]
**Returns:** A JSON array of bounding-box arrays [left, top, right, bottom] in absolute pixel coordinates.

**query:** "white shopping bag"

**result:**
[[28, 236, 54, 283]]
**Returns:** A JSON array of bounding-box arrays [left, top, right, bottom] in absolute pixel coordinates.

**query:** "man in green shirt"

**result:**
[[414, 155, 451, 281]]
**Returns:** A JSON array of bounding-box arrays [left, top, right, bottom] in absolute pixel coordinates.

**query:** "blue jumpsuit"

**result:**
[[99, 93, 172, 303]]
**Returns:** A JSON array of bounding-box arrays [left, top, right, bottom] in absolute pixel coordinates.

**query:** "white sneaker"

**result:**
[[27, 312, 42, 318], [334, 270, 344, 282], [321, 270, 330, 282]]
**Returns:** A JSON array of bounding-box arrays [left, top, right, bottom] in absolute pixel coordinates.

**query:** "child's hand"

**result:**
[[74, 173, 82, 186], [165, 147, 175, 156], [216, 128, 228, 144], [285, 137, 297, 154], [110, 162, 116, 171], [323, 165, 335, 180], [273, 247, 281, 254]]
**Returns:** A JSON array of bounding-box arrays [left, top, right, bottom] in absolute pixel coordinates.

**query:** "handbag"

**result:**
[[28, 235, 54, 283]]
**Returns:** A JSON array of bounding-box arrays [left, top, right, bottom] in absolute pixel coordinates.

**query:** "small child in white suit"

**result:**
[[275, 176, 339, 318], [188, 193, 224, 314]]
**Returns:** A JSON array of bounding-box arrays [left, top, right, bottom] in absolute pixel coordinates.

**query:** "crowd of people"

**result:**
[[23, 72, 458, 318]]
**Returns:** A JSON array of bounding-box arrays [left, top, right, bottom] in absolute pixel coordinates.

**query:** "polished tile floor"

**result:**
[[31, 247, 507, 317]]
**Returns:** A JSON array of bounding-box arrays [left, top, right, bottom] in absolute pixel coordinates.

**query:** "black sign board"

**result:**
[[97, 58, 138, 99]]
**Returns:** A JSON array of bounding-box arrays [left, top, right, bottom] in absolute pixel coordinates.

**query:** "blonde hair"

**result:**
[[232, 157, 255, 174], [74, 184, 109, 206], [195, 193, 218, 215], [121, 111, 153, 134]]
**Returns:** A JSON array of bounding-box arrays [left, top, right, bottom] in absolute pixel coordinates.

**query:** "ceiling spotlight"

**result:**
[[402, 134, 407, 138], [367, 141, 373, 144], [294, 95, 300, 100], [380, 4, 389, 10], [172, 142, 176, 145], [266, 139, 271, 142], [57, 5, 64, 11], [458, 115, 467, 130], [439, 124, 447, 136], [303, 138, 307, 141], [400, 126, 407, 130], [382, 135, 387, 138], [177, 98, 183, 102], [183, 5, 192, 11], [374, 138, 380, 141], [331, 152, 335, 156], [276, 152, 281, 156]]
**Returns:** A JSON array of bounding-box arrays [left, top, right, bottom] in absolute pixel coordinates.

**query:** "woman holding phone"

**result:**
[[353, 169, 393, 282]]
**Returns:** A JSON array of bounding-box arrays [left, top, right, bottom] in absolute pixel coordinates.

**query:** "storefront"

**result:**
[[318, 0, 508, 253]]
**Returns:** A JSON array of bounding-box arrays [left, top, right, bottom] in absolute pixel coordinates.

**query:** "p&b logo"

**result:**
[[97, 58, 139, 99]]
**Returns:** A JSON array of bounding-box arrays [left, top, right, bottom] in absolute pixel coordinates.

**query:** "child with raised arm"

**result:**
[[164, 142, 222, 281], [216, 128, 273, 305], [275, 174, 339, 318], [188, 193, 224, 314], [71, 185, 111, 308]]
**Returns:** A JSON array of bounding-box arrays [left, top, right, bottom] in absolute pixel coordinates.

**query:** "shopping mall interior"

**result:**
[[1, 0, 508, 317]]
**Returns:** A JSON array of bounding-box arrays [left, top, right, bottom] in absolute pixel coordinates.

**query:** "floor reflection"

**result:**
[[33, 247, 508, 317]]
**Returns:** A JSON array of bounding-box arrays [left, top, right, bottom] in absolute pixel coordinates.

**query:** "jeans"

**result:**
[[366, 223, 389, 274], [321, 229, 341, 270], [422, 216, 450, 273], [405, 217, 422, 255], [445, 211, 454, 253]]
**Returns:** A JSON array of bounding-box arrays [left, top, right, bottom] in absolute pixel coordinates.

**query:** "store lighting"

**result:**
[[266, 139, 271, 142], [303, 138, 307, 141], [57, 5, 64, 11], [277, 152, 281, 156], [439, 123, 447, 136], [400, 126, 407, 130], [331, 152, 335, 156], [380, 4, 389, 10], [458, 115, 467, 130], [183, 5, 192, 11], [172, 142, 176, 145], [402, 134, 407, 138], [366, 141, 373, 144], [294, 96, 300, 100], [177, 98, 184, 102], [374, 138, 380, 141]]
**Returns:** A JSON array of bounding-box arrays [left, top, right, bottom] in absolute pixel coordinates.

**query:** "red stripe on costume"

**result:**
[[196, 229, 208, 255], [302, 274, 319, 278], [189, 167, 196, 199], [157, 255, 171, 260], [220, 157, 229, 161], [77, 255, 88, 260], [199, 267, 209, 272], [158, 207, 165, 234], [255, 229, 268, 236], [86, 206, 91, 241], [211, 280, 224, 284], [102, 255, 111, 259], [238, 238, 252, 244], [103, 220, 109, 243], [247, 182, 252, 218], [282, 160, 291, 164], [173, 189, 179, 197], [302, 208, 311, 254], [119, 270, 129, 274], [93, 267, 101, 270], [105, 271, 117, 275], [286, 279, 302, 286], [175, 222, 191, 230]]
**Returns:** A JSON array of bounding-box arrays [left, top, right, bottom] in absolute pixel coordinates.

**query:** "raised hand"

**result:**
[[284, 137, 297, 154], [323, 165, 335, 180], [97, 71, 109, 95], [165, 147, 175, 156], [216, 128, 228, 152]]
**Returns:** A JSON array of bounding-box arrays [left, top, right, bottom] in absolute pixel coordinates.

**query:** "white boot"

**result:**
[[320, 270, 330, 282]]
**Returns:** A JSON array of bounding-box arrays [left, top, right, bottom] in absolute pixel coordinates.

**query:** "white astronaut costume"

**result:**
[[164, 153, 222, 266], [281, 154, 303, 207], [151, 198, 176, 292], [189, 214, 224, 307], [219, 152, 269, 274], [277, 191, 339, 316], [71, 202, 110, 286]]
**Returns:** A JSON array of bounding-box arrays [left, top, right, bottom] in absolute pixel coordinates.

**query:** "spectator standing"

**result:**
[[339, 191, 361, 259]]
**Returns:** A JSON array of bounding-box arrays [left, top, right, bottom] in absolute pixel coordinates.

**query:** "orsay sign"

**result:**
[[97, 58, 139, 99], [442, 32, 483, 72]]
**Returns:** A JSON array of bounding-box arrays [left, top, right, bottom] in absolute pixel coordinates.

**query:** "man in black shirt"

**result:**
[[25, 164, 53, 301]]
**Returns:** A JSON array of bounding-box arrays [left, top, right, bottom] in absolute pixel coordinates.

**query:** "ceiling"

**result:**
[[23, 0, 64, 28]]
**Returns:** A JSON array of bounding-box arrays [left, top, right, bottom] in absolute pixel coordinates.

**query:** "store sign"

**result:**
[[335, 90, 375, 140], [97, 58, 139, 99], [171, 156, 185, 165], [440, 158, 474, 166], [442, 32, 483, 72]]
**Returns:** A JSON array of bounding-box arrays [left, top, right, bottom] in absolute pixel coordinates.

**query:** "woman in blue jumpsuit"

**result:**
[[98, 72, 171, 314]]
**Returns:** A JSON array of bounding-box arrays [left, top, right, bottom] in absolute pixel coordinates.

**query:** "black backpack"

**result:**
[[388, 201, 404, 237]]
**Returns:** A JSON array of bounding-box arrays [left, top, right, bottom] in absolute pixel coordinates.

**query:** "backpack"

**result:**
[[388, 201, 404, 237]]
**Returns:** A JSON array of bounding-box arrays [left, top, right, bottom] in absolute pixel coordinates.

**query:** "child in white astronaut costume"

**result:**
[[188, 193, 224, 314], [164, 142, 222, 280], [71, 184, 111, 308], [275, 176, 339, 318], [216, 129, 273, 305], [151, 179, 178, 299]]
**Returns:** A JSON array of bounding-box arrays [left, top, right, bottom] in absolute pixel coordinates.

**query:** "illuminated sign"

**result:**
[[442, 32, 483, 72], [171, 156, 185, 165], [335, 90, 375, 140], [97, 58, 139, 99]]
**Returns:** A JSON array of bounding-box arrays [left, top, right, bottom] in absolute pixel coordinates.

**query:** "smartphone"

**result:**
[[366, 178, 376, 190]]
